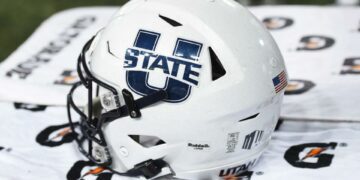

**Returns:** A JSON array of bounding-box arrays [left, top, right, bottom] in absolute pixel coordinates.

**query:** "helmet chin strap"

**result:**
[[107, 158, 176, 179], [148, 166, 179, 180]]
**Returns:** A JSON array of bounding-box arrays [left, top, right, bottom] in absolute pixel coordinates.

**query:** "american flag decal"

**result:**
[[272, 71, 288, 93]]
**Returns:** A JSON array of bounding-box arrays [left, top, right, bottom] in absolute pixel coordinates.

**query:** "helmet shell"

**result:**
[[88, 0, 286, 179]]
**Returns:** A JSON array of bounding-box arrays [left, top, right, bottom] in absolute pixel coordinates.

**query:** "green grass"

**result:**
[[0, 0, 336, 62], [0, 0, 127, 62]]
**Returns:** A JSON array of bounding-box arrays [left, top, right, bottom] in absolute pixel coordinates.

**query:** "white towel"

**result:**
[[0, 101, 359, 179]]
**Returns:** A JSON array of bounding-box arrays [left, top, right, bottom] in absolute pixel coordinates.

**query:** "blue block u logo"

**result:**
[[125, 30, 203, 103]]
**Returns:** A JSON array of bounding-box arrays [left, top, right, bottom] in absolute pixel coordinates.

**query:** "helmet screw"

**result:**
[[131, 111, 137, 117], [95, 148, 103, 158], [270, 58, 278, 68], [103, 96, 112, 107], [119, 146, 129, 157]]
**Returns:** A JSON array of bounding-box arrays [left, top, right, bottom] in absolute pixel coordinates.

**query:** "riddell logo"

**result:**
[[219, 159, 257, 177], [188, 143, 210, 150], [297, 35, 335, 51], [284, 142, 337, 169], [262, 17, 294, 30]]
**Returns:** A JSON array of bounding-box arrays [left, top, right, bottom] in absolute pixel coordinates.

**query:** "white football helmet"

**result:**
[[67, 0, 287, 179]]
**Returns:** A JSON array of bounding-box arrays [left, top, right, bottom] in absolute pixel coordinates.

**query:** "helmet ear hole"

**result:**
[[129, 135, 166, 148], [239, 113, 260, 122], [209, 47, 226, 81]]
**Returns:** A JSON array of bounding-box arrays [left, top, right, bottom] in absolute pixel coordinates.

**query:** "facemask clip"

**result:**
[[122, 89, 141, 118], [101, 92, 119, 111]]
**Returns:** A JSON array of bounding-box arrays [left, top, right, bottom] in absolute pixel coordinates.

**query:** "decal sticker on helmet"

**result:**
[[242, 130, 264, 150], [226, 132, 240, 153], [219, 159, 257, 177], [272, 70, 287, 93], [222, 171, 254, 180], [125, 29, 203, 103], [187, 142, 211, 151]]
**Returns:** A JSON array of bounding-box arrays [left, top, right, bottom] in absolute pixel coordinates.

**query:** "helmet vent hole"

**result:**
[[129, 135, 166, 148], [209, 47, 226, 81], [239, 113, 259, 122], [159, 15, 182, 27]]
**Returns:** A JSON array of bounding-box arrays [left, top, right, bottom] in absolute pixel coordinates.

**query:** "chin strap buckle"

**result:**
[[128, 159, 167, 179], [122, 89, 141, 118]]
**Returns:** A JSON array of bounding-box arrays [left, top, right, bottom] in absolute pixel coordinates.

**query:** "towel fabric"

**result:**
[[0, 6, 359, 180]]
